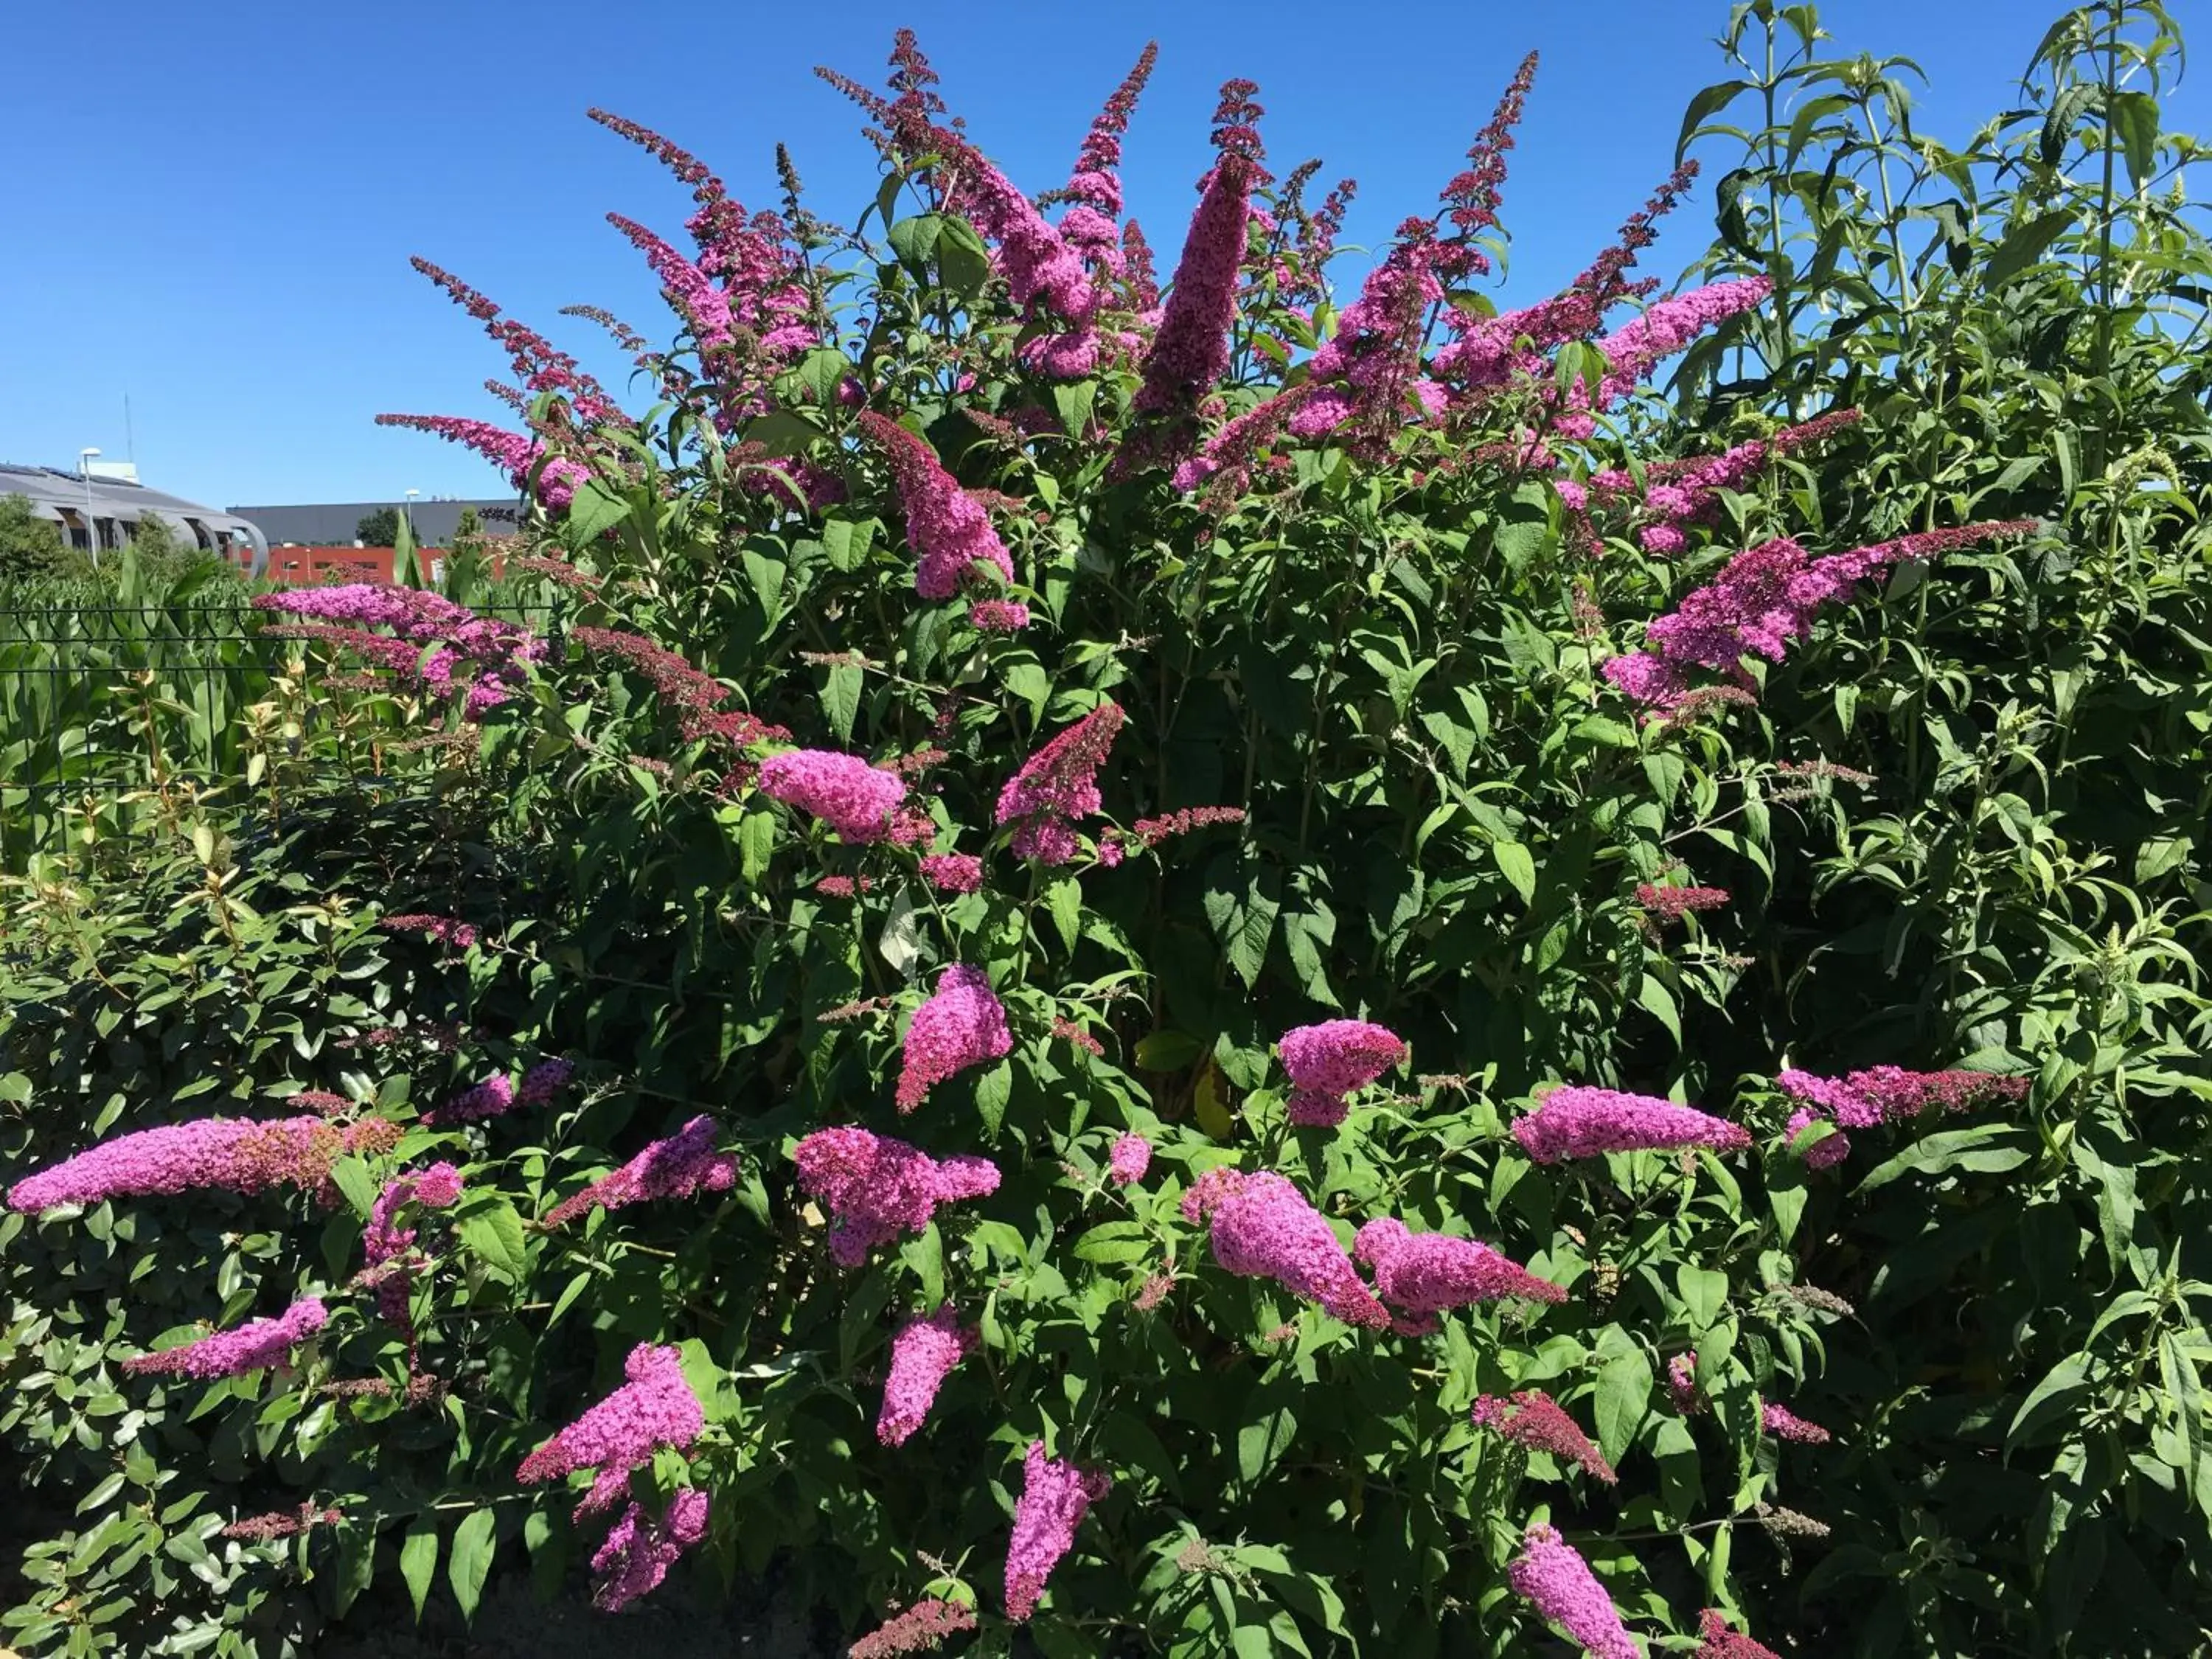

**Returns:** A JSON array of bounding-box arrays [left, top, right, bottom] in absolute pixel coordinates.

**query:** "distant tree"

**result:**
[[127, 512, 182, 561], [0, 493, 73, 579], [355, 507, 400, 546]]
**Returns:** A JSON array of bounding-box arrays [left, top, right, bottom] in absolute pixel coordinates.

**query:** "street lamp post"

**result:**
[[403, 488, 420, 539], [78, 448, 102, 566]]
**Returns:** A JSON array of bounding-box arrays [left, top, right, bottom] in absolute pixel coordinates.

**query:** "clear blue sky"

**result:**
[[0, 1, 2198, 511]]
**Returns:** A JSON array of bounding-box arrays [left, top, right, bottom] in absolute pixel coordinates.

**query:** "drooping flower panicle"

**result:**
[[894, 965, 1012, 1113], [1512, 1086, 1751, 1163], [120, 1297, 329, 1380], [1107, 1133, 1152, 1187], [877, 1305, 975, 1447], [515, 1342, 706, 1519], [1472, 1390, 1618, 1484], [543, 1116, 737, 1228], [1353, 1218, 1568, 1316], [857, 411, 1019, 601], [995, 700, 1124, 863], [1004, 1440, 1111, 1622], [10, 1116, 400, 1214], [1278, 1019, 1407, 1127], [758, 748, 909, 842], [790, 1127, 1001, 1265], [591, 1489, 712, 1613], [1182, 1167, 1391, 1329], [1508, 1523, 1641, 1659]]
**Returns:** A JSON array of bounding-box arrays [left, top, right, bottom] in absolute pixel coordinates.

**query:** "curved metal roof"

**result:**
[[0, 463, 268, 574]]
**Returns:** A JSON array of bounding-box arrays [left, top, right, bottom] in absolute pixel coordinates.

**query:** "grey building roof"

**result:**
[[227, 498, 527, 549], [1, 463, 269, 571]]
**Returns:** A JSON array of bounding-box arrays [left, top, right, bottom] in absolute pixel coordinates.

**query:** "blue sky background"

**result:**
[[1, 1, 2201, 511]]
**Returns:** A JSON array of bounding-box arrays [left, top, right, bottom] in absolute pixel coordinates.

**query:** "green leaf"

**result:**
[[1593, 1348, 1653, 1465], [1634, 975, 1680, 1046], [327, 1155, 378, 1222], [563, 477, 629, 545], [1135, 1031, 1205, 1071], [1045, 877, 1083, 954], [739, 810, 777, 886], [1073, 1222, 1152, 1265], [820, 662, 863, 744], [935, 214, 994, 296], [448, 1508, 495, 1625], [1985, 209, 2076, 288], [886, 212, 944, 277], [1677, 79, 1752, 161], [1203, 860, 1281, 990], [1676, 1265, 1728, 1329], [456, 1199, 529, 1281], [821, 513, 875, 572], [1859, 1125, 2031, 1192], [973, 1060, 1012, 1136], [1492, 840, 1537, 905], [1238, 1393, 1299, 1484], [2109, 89, 2159, 191], [399, 1520, 439, 1621]]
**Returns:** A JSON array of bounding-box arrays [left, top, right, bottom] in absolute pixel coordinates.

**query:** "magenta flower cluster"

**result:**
[[255, 582, 546, 714], [919, 852, 985, 894], [1278, 1019, 1407, 1127], [877, 1305, 975, 1447], [1182, 1167, 1391, 1330], [1004, 1441, 1111, 1623], [1353, 1218, 1566, 1319], [9, 1115, 397, 1213], [121, 1297, 328, 1380], [790, 1126, 1001, 1266], [1107, 1133, 1152, 1187], [1472, 1390, 1618, 1484], [995, 700, 1124, 863], [364, 1162, 465, 1324], [758, 748, 909, 842], [591, 1488, 712, 1613], [544, 1115, 737, 1228], [1763, 1402, 1832, 1444], [426, 1071, 515, 1126], [515, 1342, 706, 1519], [1511, 1086, 1752, 1164], [894, 965, 1012, 1113], [379, 914, 478, 950], [1605, 521, 2037, 712], [1508, 1523, 1640, 1659], [856, 411, 1019, 602]]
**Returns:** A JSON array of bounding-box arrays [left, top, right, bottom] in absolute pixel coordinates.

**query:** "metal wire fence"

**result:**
[[0, 600, 554, 866]]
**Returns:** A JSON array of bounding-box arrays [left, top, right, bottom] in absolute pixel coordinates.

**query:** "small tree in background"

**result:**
[[0, 492, 74, 579], [355, 506, 400, 545]]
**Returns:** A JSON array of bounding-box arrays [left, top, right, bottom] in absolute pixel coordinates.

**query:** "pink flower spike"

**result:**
[[543, 1116, 737, 1228], [1279, 1019, 1406, 1127], [894, 964, 1012, 1113], [919, 852, 985, 894], [1784, 1106, 1851, 1169], [1763, 1402, 1831, 1444], [856, 411, 1018, 600], [1353, 1217, 1567, 1312], [120, 1298, 328, 1380], [1777, 1065, 2028, 1128], [1696, 1608, 1784, 1659], [1004, 1440, 1110, 1622], [1471, 1390, 1617, 1484], [427, 1071, 515, 1127], [515, 1343, 706, 1521], [969, 599, 1031, 633], [790, 1126, 1001, 1265], [8, 1116, 399, 1213], [851, 1598, 979, 1658], [590, 1489, 711, 1613], [1107, 1133, 1152, 1188], [1508, 1523, 1640, 1659], [758, 748, 908, 843], [1511, 1085, 1751, 1164], [1668, 1351, 1705, 1414], [994, 701, 1124, 864], [877, 1305, 975, 1447], [1182, 1166, 1392, 1329]]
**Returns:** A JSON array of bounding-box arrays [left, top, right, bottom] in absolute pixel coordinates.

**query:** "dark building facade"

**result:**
[[225, 498, 526, 548]]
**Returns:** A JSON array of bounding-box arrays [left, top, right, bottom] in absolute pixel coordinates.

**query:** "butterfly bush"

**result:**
[[61, 26, 2077, 1648], [790, 1127, 1001, 1265]]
